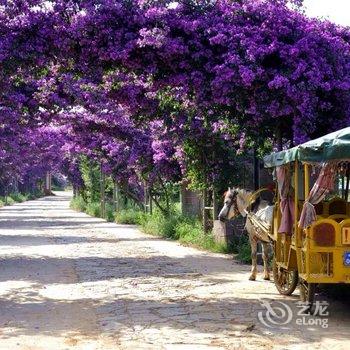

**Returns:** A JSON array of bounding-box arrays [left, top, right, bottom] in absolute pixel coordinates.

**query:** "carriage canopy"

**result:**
[[264, 127, 350, 168]]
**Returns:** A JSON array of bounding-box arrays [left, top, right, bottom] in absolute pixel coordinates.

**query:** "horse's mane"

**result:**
[[228, 188, 271, 212]]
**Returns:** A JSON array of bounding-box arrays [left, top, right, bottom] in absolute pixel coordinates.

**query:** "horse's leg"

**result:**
[[249, 231, 258, 281], [261, 241, 270, 280]]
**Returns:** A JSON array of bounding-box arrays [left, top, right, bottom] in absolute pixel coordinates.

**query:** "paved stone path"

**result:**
[[0, 193, 349, 350]]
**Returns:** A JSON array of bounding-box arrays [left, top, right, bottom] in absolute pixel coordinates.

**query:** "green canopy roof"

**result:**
[[264, 127, 350, 168]]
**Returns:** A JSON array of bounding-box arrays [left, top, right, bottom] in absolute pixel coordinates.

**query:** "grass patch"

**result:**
[[9, 193, 29, 203], [86, 201, 102, 218], [70, 196, 87, 212], [229, 234, 252, 263], [0, 191, 43, 207], [140, 211, 179, 238], [140, 211, 232, 253], [27, 191, 43, 200], [3, 197, 15, 205], [235, 240, 252, 263], [175, 219, 230, 253], [115, 209, 142, 224], [70, 196, 119, 222], [105, 203, 116, 222]]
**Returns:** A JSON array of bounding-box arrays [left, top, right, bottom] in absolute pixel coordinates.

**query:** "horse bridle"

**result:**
[[224, 191, 240, 219]]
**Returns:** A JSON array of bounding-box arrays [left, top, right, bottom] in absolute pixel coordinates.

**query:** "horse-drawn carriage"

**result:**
[[219, 127, 350, 309], [264, 127, 350, 306]]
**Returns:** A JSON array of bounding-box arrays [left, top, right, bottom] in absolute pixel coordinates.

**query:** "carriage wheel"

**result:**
[[299, 280, 316, 313], [272, 259, 298, 295]]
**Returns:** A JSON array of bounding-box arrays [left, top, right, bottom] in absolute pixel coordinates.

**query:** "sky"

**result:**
[[303, 0, 350, 26]]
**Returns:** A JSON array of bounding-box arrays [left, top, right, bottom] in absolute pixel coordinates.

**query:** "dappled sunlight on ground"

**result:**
[[0, 193, 349, 349]]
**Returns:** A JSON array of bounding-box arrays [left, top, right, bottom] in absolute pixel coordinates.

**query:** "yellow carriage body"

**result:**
[[265, 127, 350, 300], [273, 184, 350, 284], [302, 218, 350, 283]]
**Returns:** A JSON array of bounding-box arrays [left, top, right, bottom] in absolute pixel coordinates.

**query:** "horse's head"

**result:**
[[218, 187, 251, 222], [218, 187, 239, 222]]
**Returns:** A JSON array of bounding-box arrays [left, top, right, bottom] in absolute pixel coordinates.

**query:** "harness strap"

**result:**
[[244, 208, 271, 243]]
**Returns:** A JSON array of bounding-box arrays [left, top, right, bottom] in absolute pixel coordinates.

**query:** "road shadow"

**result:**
[[0, 288, 349, 346], [0, 254, 243, 284], [0, 234, 159, 246], [0, 219, 107, 230]]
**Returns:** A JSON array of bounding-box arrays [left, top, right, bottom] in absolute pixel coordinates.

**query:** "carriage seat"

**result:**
[[312, 198, 349, 218], [328, 214, 349, 223]]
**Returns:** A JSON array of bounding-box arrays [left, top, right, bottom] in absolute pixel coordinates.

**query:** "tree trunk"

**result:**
[[113, 178, 119, 212], [253, 148, 260, 190], [202, 189, 209, 233], [100, 164, 105, 218], [44, 172, 52, 195], [212, 188, 218, 220]]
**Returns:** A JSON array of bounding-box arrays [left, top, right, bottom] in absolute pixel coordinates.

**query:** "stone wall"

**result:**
[[180, 184, 202, 217]]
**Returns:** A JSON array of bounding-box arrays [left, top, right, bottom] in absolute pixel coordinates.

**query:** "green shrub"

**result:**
[[28, 193, 37, 200], [175, 219, 230, 253], [235, 240, 252, 264], [5, 197, 15, 205], [22, 193, 30, 201], [115, 209, 143, 225], [9, 193, 29, 203], [86, 201, 101, 217], [70, 196, 87, 212], [106, 203, 116, 222], [139, 211, 231, 253], [0, 192, 41, 206], [28, 191, 43, 200], [139, 211, 179, 238], [70, 197, 116, 221]]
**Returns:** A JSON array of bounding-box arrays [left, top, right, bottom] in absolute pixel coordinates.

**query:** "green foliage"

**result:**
[[79, 156, 101, 202], [230, 234, 251, 263], [235, 241, 252, 263], [86, 201, 102, 217], [139, 210, 232, 253], [105, 203, 116, 222], [70, 195, 128, 223], [70, 196, 114, 221], [9, 193, 29, 203], [28, 190, 44, 200], [115, 209, 142, 224], [183, 134, 253, 193], [175, 219, 230, 253], [140, 211, 180, 238], [5, 197, 15, 205], [70, 196, 87, 212], [0, 192, 38, 206]]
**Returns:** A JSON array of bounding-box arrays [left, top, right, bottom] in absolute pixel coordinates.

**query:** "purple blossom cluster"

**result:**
[[0, 0, 349, 195]]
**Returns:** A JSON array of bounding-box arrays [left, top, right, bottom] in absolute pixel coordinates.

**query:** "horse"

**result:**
[[218, 188, 274, 281]]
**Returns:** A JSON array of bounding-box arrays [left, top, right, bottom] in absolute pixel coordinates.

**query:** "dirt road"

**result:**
[[0, 193, 349, 349]]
